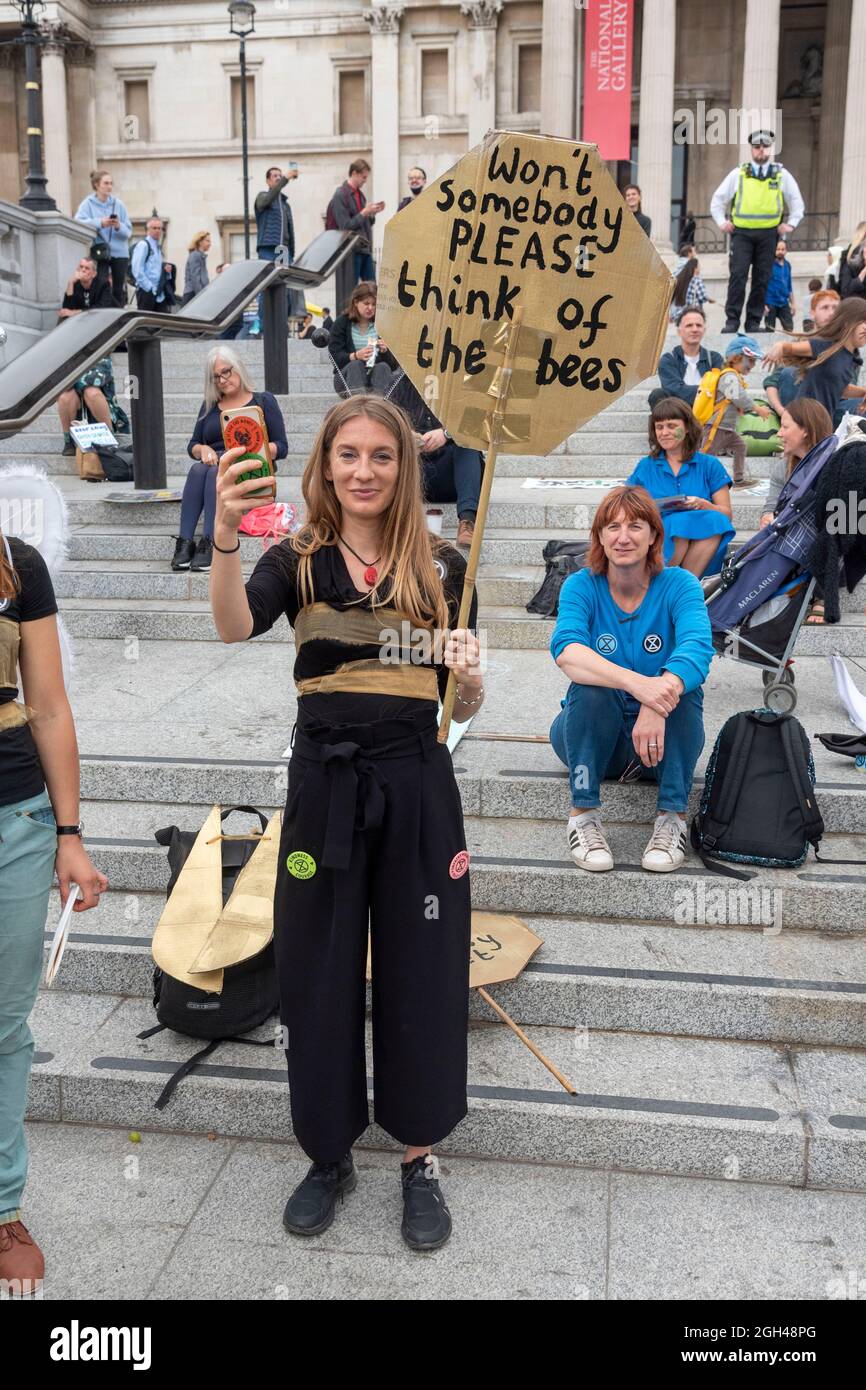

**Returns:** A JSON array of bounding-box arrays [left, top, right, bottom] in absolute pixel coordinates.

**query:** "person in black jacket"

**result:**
[[328, 282, 398, 396], [625, 185, 651, 237], [389, 371, 483, 549], [648, 308, 723, 409], [172, 346, 288, 573], [839, 225, 866, 300], [56, 257, 128, 454]]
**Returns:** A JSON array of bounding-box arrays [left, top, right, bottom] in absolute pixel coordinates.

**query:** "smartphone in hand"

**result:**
[[220, 406, 276, 497]]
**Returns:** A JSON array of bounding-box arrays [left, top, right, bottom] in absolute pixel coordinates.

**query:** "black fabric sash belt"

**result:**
[[291, 714, 439, 872]]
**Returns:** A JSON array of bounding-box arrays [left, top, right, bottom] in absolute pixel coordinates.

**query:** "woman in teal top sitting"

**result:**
[[627, 398, 735, 578]]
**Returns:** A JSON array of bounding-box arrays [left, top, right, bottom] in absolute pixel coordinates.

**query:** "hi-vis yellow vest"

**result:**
[[732, 164, 784, 230]]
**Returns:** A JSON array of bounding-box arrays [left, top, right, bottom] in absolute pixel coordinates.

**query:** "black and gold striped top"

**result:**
[[244, 539, 477, 725]]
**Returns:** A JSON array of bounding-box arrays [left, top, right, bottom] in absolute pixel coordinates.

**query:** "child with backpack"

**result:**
[[693, 335, 770, 487]]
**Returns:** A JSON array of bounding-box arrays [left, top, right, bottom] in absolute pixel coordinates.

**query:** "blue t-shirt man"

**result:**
[[765, 257, 793, 308]]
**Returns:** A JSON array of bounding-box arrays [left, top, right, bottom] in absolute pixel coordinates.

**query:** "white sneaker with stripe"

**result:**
[[567, 813, 614, 873], [642, 812, 688, 873]]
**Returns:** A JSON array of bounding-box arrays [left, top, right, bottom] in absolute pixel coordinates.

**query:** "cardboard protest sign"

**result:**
[[377, 131, 673, 454]]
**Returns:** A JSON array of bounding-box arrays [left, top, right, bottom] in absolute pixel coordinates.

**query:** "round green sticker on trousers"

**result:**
[[286, 851, 317, 880]]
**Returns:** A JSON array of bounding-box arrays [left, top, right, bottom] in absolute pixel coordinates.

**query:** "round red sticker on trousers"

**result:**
[[449, 851, 470, 879]]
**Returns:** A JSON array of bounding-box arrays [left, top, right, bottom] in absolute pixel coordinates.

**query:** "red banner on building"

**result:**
[[582, 0, 635, 160]]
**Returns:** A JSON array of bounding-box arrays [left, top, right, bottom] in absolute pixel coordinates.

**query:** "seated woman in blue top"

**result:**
[[627, 398, 734, 578], [549, 485, 713, 875], [172, 345, 288, 573]]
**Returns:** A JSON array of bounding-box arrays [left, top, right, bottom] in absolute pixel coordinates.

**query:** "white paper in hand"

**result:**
[[45, 883, 81, 987], [829, 654, 866, 734]]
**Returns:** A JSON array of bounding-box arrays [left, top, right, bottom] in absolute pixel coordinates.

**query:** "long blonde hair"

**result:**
[[772, 298, 866, 379], [203, 345, 256, 410], [847, 222, 866, 263], [292, 396, 449, 632], [0, 528, 19, 603]]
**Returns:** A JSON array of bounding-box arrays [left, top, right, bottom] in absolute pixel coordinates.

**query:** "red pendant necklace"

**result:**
[[340, 536, 381, 587]]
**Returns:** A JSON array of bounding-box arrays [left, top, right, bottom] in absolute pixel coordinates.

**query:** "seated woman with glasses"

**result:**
[[171, 345, 288, 572]]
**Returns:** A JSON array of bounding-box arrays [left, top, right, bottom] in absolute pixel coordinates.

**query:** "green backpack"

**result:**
[[736, 395, 782, 456]]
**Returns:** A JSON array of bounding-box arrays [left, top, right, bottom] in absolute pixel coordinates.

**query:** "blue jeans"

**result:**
[[354, 250, 376, 283], [0, 789, 56, 1223], [549, 684, 705, 813], [421, 444, 482, 520], [180, 459, 217, 541]]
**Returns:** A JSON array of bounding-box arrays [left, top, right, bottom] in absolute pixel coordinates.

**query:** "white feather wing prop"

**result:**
[[0, 465, 74, 687]]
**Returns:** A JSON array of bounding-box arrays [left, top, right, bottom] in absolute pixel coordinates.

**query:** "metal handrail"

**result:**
[[0, 228, 359, 439], [687, 212, 838, 256]]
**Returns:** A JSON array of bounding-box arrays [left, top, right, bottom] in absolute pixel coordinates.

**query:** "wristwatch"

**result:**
[[443, 429, 452, 442], [56, 823, 83, 837]]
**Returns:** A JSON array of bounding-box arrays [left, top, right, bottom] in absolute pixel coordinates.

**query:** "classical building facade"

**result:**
[[0, 0, 864, 290]]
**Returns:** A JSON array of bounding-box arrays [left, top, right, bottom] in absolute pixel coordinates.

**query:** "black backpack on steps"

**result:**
[[139, 805, 280, 1109], [525, 539, 590, 617], [690, 709, 861, 880]]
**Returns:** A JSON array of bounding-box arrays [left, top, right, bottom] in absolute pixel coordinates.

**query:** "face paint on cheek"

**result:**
[[671, 424, 686, 441]]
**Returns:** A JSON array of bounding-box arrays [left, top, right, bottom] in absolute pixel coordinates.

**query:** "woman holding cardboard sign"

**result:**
[[210, 395, 483, 1252]]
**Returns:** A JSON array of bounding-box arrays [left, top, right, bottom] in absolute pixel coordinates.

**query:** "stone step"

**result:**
[[55, 594, 866, 654], [51, 558, 866, 614], [2, 450, 783, 485], [70, 803, 866, 933], [49, 475, 773, 530], [64, 522, 763, 567], [39, 890, 866, 1050], [12, 408, 662, 439], [74, 736, 866, 837], [26, 987, 866, 1190]]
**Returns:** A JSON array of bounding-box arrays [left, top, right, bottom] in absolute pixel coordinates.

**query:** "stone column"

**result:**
[[839, 0, 866, 239], [40, 29, 71, 215], [817, 0, 851, 234], [364, 3, 404, 264], [540, 0, 575, 139], [637, 0, 676, 249], [739, 0, 781, 160], [460, 1, 501, 148]]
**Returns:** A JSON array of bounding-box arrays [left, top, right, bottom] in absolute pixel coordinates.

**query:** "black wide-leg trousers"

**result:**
[[725, 226, 778, 330], [273, 713, 471, 1162]]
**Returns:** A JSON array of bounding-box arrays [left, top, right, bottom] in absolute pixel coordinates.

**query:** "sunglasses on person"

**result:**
[[213, 367, 235, 384]]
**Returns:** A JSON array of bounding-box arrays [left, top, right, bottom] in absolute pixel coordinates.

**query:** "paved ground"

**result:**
[[21, 1120, 866, 1301]]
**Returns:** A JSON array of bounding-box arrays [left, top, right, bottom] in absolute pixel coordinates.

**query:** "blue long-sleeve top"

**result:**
[[187, 391, 288, 462], [131, 236, 164, 297], [550, 566, 713, 695], [765, 259, 793, 307], [74, 193, 133, 257]]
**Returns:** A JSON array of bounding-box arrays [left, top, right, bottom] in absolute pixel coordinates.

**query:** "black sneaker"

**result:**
[[190, 536, 213, 572], [170, 536, 195, 571], [722, 322, 740, 334], [61, 438, 75, 457], [400, 1155, 452, 1251], [282, 1154, 357, 1236]]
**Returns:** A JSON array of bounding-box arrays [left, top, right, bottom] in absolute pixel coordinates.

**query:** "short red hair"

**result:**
[[588, 485, 665, 576]]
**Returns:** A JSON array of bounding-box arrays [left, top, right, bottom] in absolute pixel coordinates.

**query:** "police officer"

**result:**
[[711, 130, 804, 334]]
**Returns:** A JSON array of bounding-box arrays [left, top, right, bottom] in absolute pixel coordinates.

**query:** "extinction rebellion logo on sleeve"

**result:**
[[596, 633, 617, 655]]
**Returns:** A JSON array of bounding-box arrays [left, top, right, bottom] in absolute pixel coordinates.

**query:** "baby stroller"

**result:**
[[704, 429, 842, 714]]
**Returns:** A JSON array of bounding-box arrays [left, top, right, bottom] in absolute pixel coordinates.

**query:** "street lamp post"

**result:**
[[228, 0, 256, 258], [12, 0, 56, 211]]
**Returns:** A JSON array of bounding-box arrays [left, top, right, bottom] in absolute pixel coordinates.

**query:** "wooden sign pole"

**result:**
[[477, 986, 577, 1094], [438, 308, 524, 744]]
